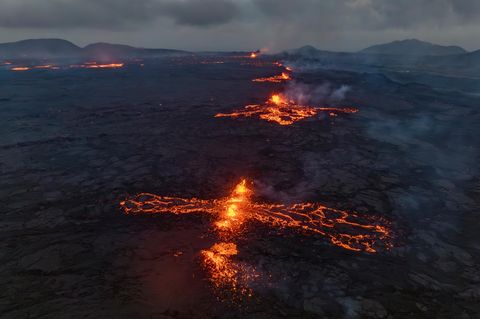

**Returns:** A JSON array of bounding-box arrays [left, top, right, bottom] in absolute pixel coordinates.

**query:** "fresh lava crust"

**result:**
[[215, 94, 359, 125]]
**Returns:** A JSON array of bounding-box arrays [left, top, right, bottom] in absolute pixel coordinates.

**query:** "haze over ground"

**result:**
[[1, 0, 480, 51]]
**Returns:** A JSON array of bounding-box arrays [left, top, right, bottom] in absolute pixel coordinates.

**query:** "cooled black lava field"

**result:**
[[1, 56, 479, 319]]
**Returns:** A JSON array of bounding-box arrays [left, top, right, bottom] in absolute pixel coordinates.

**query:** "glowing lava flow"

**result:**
[[215, 94, 359, 125], [10, 65, 59, 71], [33, 65, 59, 70], [120, 179, 393, 253], [200, 241, 258, 296], [122, 180, 259, 295], [253, 72, 291, 83], [70, 62, 124, 69], [11, 67, 30, 71], [121, 179, 393, 295]]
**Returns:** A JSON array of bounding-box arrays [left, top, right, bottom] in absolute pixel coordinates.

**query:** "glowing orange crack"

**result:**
[[215, 94, 359, 125]]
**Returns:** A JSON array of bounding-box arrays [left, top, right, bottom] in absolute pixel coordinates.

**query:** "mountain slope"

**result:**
[[360, 39, 467, 56], [0, 39, 189, 59], [84, 42, 189, 59], [0, 39, 81, 58]]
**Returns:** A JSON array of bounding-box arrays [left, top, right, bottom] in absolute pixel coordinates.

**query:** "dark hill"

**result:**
[[0, 39, 81, 58], [359, 39, 467, 56]]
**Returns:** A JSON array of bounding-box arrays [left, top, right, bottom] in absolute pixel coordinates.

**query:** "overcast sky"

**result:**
[[1, 0, 480, 52]]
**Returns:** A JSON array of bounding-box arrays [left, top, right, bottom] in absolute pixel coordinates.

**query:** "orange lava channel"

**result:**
[[215, 94, 359, 125]]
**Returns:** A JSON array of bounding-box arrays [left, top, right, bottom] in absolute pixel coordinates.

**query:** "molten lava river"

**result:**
[[121, 180, 393, 296], [215, 94, 359, 125]]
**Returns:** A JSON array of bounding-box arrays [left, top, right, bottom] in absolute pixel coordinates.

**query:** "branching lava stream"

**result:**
[[121, 179, 392, 253]]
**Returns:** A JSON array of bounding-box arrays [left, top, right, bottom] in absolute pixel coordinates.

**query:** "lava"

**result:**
[[121, 179, 393, 253], [252, 72, 291, 83], [201, 242, 239, 289], [70, 62, 124, 69], [33, 65, 59, 70], [11, 67, 30, 71], [10, 64, 60, 71], [201, 61, 225, 64], [121, 179, 393, 296], [201, 242, 257, 296], [215, 93, 359, 125]]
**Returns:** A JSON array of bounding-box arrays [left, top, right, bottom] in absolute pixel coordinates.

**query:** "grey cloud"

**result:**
[[162, 0, 240, 26], [0, 0, 240, 29], [0, 0, 155, 28], [1, 0, 480, 51], [252, 0, 480, 29], [2, 0, 480, 31]]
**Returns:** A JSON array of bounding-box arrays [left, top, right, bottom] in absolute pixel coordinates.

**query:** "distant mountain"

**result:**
[[84, 42, 138, 57], [0, 39, 189, 59], [360, 39, 467, 56], [278, 41, 480, 78], [287, 45, 323, 57], [0, 39, 81, 58]]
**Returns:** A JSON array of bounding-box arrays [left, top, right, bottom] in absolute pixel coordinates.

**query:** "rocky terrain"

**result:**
[[0, 57, 479, 318]]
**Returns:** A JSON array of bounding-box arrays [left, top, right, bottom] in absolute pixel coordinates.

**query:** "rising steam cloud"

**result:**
[[283, 81, 351, 105]]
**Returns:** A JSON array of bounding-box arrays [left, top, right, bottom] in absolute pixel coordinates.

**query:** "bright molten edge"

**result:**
[[215, 94, 359, 125], [120, 179, 393, 253]]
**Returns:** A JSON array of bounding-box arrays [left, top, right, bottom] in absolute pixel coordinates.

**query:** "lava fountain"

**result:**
[[215, 93, 359, 125]]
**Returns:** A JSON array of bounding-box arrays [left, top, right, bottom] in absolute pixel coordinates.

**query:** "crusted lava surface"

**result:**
[[1, 56, 479, 319]]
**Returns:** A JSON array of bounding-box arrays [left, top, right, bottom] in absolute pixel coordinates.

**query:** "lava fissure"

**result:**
[[121, 180, 393, 253], [121, 179, 394, 296]]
